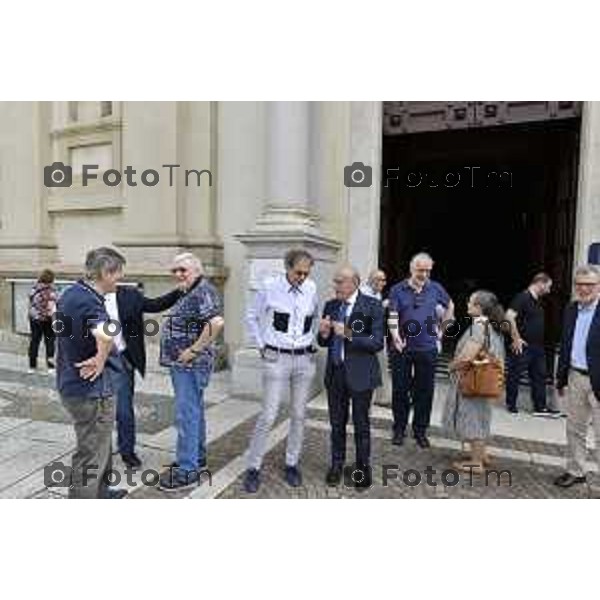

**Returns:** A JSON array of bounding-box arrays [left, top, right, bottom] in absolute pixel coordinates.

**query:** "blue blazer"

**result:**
[[556, 301, 600, 399], [317, 292, 384, 393]]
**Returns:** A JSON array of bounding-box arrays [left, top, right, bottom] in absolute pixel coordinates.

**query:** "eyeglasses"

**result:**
[[575, 281, 597, 288], [171, 267, 189, 274]]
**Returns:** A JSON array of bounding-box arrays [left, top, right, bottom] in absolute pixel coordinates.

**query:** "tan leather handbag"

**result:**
[[456, 324, 505, 400]]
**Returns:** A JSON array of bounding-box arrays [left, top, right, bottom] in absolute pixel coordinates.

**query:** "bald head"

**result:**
[[368, 269, 387, 293], [333, 264, 360, 300]]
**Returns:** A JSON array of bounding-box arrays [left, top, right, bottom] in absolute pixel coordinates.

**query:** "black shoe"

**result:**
[[243, 468, 260, 493], [165, 459, 207, 470], [414, 434, 431, 449], [533, 407, 561, 419], [507, 406, 519, 414], [325, 466, 343, 486], [391, 433, 405, 446], [120, 453, 142, 468], [105, 488, 128, 499], [554, 472, 586, 488], [158, 470, 199, 492], [284, 465, 302, 487]]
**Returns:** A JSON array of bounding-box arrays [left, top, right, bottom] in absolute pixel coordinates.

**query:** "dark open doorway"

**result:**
[[379, 117, 581, 351]]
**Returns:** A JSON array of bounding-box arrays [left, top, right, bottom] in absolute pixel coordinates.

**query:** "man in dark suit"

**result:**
[[104, 283, 183, 467], [554, 265, 600, 491], [318, 265, 384, 490]]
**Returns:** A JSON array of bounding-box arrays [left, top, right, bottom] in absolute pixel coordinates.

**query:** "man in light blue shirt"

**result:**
[[555, 265, 600, 492], [570, 299, 598, 370]]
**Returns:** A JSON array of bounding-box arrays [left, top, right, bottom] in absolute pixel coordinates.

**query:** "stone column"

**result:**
[[231, 102, 340, 398], [574, 101, 600, 266], [345, 101, 383, 277]]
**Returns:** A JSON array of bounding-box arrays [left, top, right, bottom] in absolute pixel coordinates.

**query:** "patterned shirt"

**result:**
[[29, 283, 57, 321], [159, 276, 223, 370]]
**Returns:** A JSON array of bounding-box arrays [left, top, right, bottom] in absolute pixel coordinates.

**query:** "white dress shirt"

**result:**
[[339, 290, 358, 361], [103, 292, 127, 353], [246, 274, 319, 350], [360, 283, 381, 301]]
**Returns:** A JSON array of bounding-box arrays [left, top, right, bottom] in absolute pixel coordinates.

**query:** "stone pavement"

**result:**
[[0, 348, 597, 499]]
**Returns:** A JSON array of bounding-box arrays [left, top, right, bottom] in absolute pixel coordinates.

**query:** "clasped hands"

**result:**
[[319, 315, 350, 339]]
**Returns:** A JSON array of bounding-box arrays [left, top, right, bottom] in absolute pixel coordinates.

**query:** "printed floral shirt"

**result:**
[[29, 283, 57, 321], [159, 276, 223, 371]]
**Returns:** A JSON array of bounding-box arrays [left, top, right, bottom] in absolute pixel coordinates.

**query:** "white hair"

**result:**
[[574, 264, 600, 280], [173, 252, 204, 275], [367, 269, 385, 287], [410, 252, 434, 269], [336, 264, 361, 287]]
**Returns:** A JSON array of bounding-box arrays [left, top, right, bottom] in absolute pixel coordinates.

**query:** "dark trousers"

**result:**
[[110, 353, 137, 456], [28, 318, 55, 368], [390, 348, 437, 437], [61, 396, 114, 499], [326, 364, 373, 468], [505, 345, 547, 411]]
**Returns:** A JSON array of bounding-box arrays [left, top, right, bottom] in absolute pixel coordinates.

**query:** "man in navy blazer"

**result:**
[[105, 283, 183, 467], [554, 265, 600, 491], [318, 265, 384, 489]]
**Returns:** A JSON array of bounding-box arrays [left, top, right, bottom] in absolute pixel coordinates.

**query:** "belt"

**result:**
[[571, 366, 589, 376], [265, 344, 315, 356]]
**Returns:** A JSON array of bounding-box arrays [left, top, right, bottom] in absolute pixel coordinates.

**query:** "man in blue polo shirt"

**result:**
[[388, 252, 454, 447], [55, 247, 127, 499]]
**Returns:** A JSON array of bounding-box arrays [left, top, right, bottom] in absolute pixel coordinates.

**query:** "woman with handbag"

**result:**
[[442, 290, 506, 474], [28, 268, 57, 373]]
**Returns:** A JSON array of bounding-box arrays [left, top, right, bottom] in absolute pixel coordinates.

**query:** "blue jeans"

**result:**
[[111, 354, 136, 456], [170, 365, 210, 475]]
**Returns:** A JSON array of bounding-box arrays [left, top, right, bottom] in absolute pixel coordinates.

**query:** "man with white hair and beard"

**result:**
[[158, 252, 224, 491]]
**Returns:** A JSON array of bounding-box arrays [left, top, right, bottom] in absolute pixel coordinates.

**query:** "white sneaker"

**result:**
[[532, 408, 561, 418]]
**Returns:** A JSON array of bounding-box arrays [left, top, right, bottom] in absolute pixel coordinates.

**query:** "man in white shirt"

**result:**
[[243, 249, 319, 493]]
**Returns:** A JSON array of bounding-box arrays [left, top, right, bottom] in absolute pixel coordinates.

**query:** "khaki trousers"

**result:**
[[565, 371, 600, 485]]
